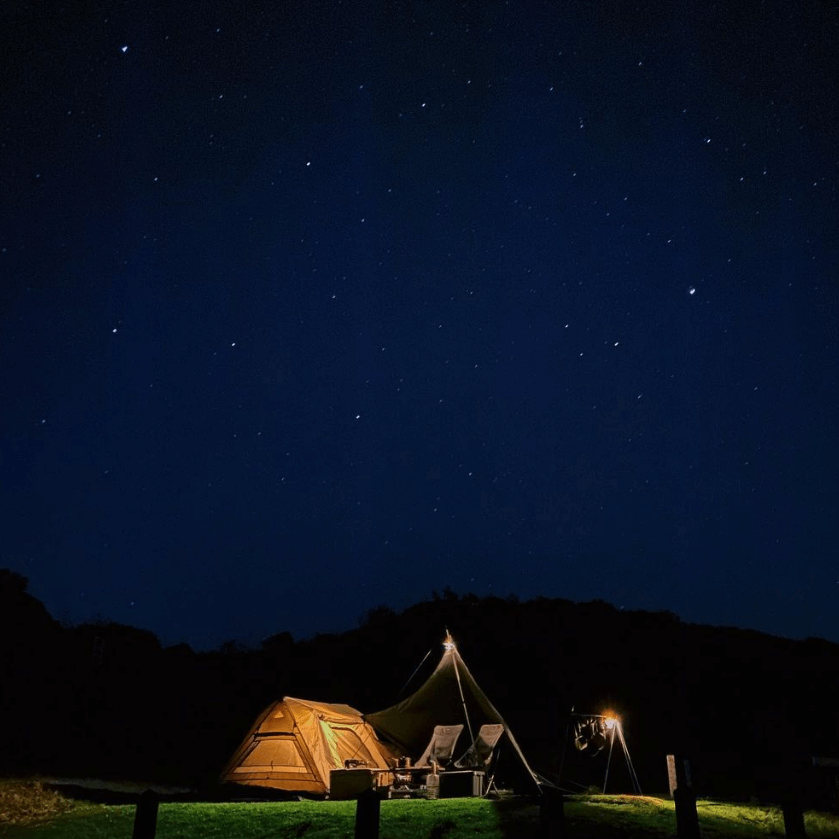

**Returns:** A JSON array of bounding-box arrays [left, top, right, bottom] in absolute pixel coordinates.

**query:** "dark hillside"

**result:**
[[2, 571, 837, 805]]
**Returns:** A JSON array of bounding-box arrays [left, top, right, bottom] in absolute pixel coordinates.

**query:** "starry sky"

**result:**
[[2, 1, 837, 651]]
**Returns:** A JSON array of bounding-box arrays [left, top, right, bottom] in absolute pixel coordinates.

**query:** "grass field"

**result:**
[[2, 779, 838, 838]]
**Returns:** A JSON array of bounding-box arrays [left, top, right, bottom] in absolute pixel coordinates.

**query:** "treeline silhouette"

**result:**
[[2, 569, 838, 804]]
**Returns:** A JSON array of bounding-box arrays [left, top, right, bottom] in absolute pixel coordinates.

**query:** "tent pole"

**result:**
[[451, 651, 476, 749]]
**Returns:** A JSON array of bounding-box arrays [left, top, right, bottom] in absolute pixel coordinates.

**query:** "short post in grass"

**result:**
[[781, 797, 806, 839], [539, 784, 565, 837], [780, 763, 807, 839], [667, 754, 678, 798], [355, 787, 380, 839], [132, 789, 159, 839], [667, 755, 700, 839]]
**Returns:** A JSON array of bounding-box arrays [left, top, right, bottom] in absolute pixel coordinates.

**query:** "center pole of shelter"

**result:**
[[447, 632, 475, 750]]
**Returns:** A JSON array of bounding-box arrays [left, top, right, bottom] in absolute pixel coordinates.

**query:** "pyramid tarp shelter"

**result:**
[[221, 696, 397, 795], [366, 635, 543, 790]]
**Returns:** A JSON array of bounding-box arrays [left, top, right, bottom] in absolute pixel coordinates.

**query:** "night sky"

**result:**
[[2, 1, 837, 651]]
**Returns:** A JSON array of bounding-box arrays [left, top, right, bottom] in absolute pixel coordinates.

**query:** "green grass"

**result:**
[[0, 795, 503, 839], [565, 794, 677, 837], [694, 799, 839, 839], [0, 780, 92, 830], [562, 795, 839, 839], [2, 781, 838, 839]]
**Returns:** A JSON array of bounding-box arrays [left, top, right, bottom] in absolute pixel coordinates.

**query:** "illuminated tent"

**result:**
[[366, 635, 543, 791], [220, 697, 396, 795]]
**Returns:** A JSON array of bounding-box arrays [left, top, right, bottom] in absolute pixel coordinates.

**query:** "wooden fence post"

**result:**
[[539, 785, 565, 838], [666, 754, 678, 799], [782, 797, 807, 839], [667, 755, 700, 839], [354, 787, 380, 839], [132, 789, 159, 839]]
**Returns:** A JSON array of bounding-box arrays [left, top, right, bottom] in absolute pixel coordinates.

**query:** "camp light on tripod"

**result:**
[[563, 711, 641, 795]]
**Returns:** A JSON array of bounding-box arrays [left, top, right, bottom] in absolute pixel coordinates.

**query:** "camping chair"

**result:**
[[415, 724, 464, 769], [454, 723, 505, 796], [454, 723, 504, 770]]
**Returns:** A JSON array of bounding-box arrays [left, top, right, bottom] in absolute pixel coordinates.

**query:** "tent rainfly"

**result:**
[[220, 697, 396, 795], [366, 633, 543, 791]]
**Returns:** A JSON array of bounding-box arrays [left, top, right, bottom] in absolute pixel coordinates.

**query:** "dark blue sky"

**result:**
[[2, 1, 837, 650]]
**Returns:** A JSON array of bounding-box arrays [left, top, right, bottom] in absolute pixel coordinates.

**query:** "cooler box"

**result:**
[[330, 768, 375, 799], [439, 770, 485, 798]]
